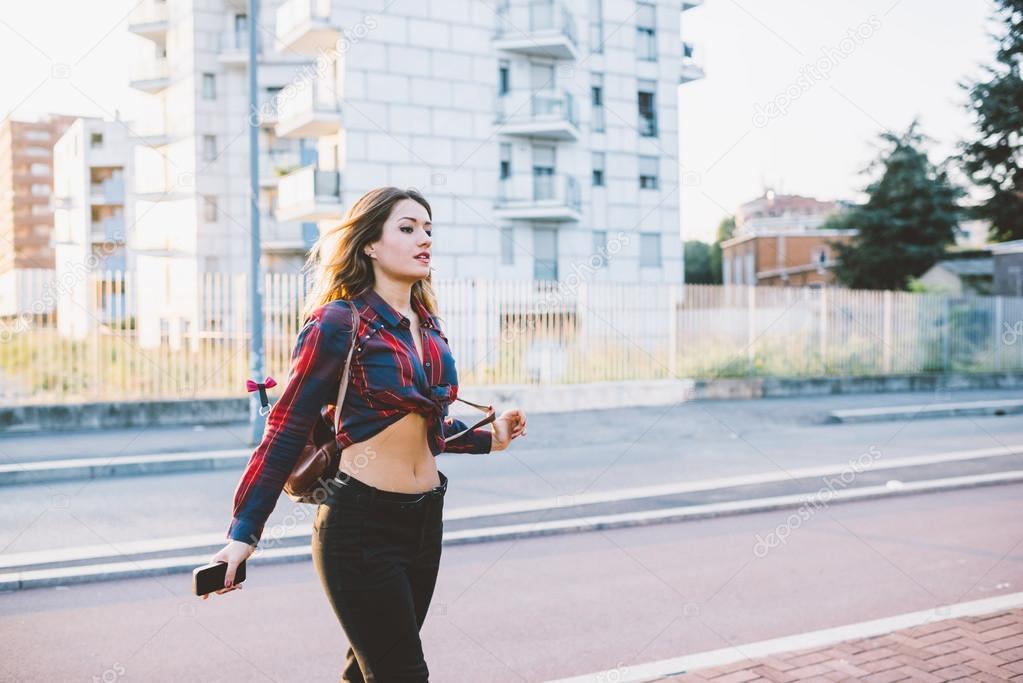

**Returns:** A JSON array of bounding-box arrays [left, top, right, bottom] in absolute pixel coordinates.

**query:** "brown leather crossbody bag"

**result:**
[[283, 301, 360, 504]]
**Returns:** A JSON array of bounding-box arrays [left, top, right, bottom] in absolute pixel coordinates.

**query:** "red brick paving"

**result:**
[[665, 608, 1023, 681]]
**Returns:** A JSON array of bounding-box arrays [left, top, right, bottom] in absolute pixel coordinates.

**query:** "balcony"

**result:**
[[91, 215, 126, 244], [276, 165, 342, 222], [259, 149, 302, 188], [129, 58, 170, 93], [495, 89, 579, 141], [90, 177, 125, 205], [276, 0, 339, 55], [495, 173, 581, 222], [274, 79, 341, 138], [128, 1, 168, 42], [253, 91, 280, 128], [494, 1, 579, 61], [219, 29, 261, 66], [261, 215, 311, 253], [680, 41, 706, 83]]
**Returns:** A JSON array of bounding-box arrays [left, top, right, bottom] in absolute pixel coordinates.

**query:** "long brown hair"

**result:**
[[300, 187, 440, 322]]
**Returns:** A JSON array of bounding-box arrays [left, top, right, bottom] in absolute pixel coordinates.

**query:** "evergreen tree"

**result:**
[[830, 119, 965, 290], [955, 0, 1023, 242], [684, 240, 717, 283]]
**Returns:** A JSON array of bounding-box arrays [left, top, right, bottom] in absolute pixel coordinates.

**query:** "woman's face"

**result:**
[[364, 198, 433, 282]]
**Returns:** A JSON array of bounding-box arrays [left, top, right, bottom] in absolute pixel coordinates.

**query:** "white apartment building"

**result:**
[[124, 0, 704, 336], [52, 118, 133, 339]]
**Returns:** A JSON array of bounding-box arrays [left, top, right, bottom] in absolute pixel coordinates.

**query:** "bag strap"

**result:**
[[332, 300, 360, 435], [442, 396, 497, 443]]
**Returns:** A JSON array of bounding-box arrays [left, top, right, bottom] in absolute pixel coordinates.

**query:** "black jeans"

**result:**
[[311, 469, 448, 682]]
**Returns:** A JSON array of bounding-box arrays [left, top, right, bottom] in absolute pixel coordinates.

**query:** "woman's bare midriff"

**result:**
[[336, 411, 440, 493]]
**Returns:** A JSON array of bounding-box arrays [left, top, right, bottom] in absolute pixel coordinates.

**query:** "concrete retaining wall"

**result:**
[[2, 372, 1020, 432]]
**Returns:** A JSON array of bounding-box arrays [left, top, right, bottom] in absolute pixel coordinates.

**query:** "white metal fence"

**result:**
[[2, 269, 1022, 405]]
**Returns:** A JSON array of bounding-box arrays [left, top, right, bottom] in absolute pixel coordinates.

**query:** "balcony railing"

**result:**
[[260, 215, 309, 252], [274, 78, 341, 138], [128, 0, 169, 41], [680, 40, 706, 83], [129, 58, 170, 93], [276, 0, 339, 54], [276, 165, 342, 222], [259, 149, 303, 186], [494, 1, 579, 60], [89, 177, 125, 205], [495, 173, 581, 221], [494, 89, 579, 140], [219, 29, 261, 64], [91, 215, 126, 243]]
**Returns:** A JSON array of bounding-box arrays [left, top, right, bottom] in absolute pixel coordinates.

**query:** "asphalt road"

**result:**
[[0, 390, 1021, 554], [2, 482, 1020, 682]]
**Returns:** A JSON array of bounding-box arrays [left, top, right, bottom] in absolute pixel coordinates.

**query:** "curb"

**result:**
[[827, 399, 1023, 424], [547, 591, 1023, 682], [2, 468, 1022, 592], [0, 449, 249, 487]]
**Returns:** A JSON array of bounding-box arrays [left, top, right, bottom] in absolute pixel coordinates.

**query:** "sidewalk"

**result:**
[[667, 609, 1023, 682]]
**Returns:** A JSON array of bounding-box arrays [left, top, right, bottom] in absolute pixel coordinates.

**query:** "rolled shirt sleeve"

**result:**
[[441, 416, 493, 454], [227, 303, 354, 546]]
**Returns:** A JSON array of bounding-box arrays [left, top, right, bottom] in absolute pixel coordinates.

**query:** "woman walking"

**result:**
[[208, 187, 527, 681]]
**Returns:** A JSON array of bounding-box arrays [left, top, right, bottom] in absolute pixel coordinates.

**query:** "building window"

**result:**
[[500, 226, 514, 265], [498, 60, 510, 95], [25, 146, 49, 156], [590, 0, 603, 53], [203, 195, 218, 222], [30, 163, 50, 175], [203, 135, 218, 162], [810, 246, 829, 264], [533, 226, 558, 281], [745, 251, 755, 284], [639, 155, 659, 189], [24, 130, 49, 141], [640, 232, 661, 267], [202, 73, 217, 100], [90, 133, 104, 149], [592, 151, 605, 187], [591, 74, 605, 133], [30, 183, 50, 196], [636, 2, 657, 61], [500, 142, 512, 180], [593, 229, 608, 267], [638, 80, 657, 137]]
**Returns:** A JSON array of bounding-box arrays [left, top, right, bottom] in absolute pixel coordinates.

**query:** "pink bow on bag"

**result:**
[[246, 376, 278, 416]]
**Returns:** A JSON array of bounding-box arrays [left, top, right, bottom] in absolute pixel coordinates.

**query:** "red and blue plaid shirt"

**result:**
[[228, 286, 492, 545]]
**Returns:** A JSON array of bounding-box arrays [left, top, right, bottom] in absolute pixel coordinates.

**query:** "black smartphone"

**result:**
[[193, 559, 246, 596]]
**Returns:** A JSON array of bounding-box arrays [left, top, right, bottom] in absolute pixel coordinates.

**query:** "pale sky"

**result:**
[[0, 1, 1002, 244]]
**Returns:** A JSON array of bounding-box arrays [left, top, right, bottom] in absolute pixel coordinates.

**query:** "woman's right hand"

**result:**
[[203, 540, 256, 599]]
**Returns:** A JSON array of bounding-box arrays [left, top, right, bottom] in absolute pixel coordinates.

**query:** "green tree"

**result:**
[[684, 240, 716, 283], [830, 119, 965, 290], [955, 0, 1023, 242], [706, 215, 736, 283]]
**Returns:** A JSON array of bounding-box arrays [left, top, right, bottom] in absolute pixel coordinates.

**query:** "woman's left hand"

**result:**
[[491, 408, 527, 451]]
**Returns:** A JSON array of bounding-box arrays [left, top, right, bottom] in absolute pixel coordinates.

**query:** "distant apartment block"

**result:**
[[0, 114, 77, 315], [52, 118, 133, 338], [123, 0, 703, 284], [721, 190, 855, 287]]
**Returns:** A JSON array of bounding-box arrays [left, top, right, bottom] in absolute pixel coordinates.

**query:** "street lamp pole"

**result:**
[[247, 0, 266, 446]]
